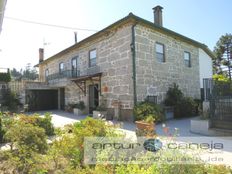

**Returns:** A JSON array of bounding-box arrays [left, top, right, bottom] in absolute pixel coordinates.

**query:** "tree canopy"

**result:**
[[0, 69, 11, 82], [213, 33, 232, 80], [10, 64, 38, 81]]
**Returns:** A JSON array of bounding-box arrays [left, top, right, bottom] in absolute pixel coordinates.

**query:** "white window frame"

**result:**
[[156, 42, 165, 63]]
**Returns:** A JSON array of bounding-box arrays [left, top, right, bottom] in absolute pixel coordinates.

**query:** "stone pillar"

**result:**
[[58, 88, 61, 110], [111, 99, 121, 120], [203, 101, 210, 113]]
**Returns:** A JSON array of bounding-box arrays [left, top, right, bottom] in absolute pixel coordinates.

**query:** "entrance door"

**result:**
[[60, 88, 65, 110], [89, 84, 99, 114]]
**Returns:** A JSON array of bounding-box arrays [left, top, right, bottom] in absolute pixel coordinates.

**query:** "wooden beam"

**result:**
[[74, 81, 86, 96]]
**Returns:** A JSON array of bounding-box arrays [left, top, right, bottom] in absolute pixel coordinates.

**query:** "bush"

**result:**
[[5, 121, 48, 153], [164, 83, 183, 106], [37, 117, 123, 171], [164, 83, 197, 118], [175, 97, 197, 118], [1, 90, 21, 112], [0, 116, 231, 173], [134, 101, 163, 121], [76, 101, 86, 111], [18, 113, 55, 136], [0, 116, 4, 143], [0, 112, 15, 143], [38, 112, 54, 136], [4, 121, 48, 173]]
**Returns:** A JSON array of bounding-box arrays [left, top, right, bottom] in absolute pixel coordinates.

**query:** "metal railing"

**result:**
[[46, 66, 101, 81], [210, 96, 232, 122], [46, 70, 80, 81], [87, 66, 101, 76], [203, 78, 232, 101], [203, 78, 232, 126], [203, 78, 214, 101]]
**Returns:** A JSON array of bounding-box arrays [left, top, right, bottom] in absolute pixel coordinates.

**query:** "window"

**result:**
[[156, 42, 165, 63], [45, 69, 49, 79], [184, 51, 191, 67], [146, 96, 158, 104], [59, 62, 64, 74], [71, 56, 79, 77], [71, 57, 77, 69], [89, 49, 97, 67]]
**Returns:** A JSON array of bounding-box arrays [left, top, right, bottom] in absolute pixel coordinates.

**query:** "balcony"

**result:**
[[46, 70, 80, 81], [46, 66, 102, 87]]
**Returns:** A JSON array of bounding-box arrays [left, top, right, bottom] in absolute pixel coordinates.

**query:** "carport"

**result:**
[[25, 89, 58, 111]]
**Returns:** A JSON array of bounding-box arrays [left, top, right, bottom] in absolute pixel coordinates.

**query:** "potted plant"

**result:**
[[73, 101, 86, 116], [65, 103, 76, 113], [134, 101, 164, 136], [93, 104, 107, 119], [135, 115, 155, 130]]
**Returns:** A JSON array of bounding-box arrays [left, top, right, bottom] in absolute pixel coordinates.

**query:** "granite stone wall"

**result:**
[[39, 24, 134, 119], [36, 22, 201, 120], [134, 25, 201, 103]]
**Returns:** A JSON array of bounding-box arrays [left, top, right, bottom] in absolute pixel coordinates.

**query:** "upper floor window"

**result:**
[[184, 51, 191, 67], [156, 42, 165, 63], [89, 49, 97, 67], [45, 69, 49, 78], [71, 56, 79, 77], [71, 57, 77, 70], [59, 62, 64, 74]]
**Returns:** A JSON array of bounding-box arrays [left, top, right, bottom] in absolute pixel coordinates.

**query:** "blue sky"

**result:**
[[0, 0, 231, 70]]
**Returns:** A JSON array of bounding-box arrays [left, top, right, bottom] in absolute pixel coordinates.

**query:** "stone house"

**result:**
[[27, 6, 213, 120]]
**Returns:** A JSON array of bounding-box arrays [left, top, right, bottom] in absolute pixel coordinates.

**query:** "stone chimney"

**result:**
[[39, 48, 44, 63], [153, 5, 163, 27]]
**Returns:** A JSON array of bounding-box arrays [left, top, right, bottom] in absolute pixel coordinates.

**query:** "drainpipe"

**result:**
[[131, 24, 137, 108]]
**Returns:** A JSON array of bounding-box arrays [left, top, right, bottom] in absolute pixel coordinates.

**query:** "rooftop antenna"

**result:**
[[43, 38, 50, 58]]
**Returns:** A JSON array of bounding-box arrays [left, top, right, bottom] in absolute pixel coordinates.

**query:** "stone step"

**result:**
[[211, 120, 232, 130], [209, 128, 232, 136]]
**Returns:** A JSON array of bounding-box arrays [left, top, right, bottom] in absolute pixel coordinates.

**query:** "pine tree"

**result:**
[[213, 33, 232, 81]]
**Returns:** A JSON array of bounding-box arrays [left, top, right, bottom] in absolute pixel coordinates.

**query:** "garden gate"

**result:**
[[203, 78, 232, 130]]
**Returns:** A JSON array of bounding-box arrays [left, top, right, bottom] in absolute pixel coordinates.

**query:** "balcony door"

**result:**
[[71, 56, 79, 77]]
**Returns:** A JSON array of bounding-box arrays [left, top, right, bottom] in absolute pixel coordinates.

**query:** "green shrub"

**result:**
[[164, 83, 183, 106], [134, 101, 163, 121], [18, 113, 55, 136], [0, 116, 4, 143], [0, 112, 15, 143], [37, 112, 54, 136], [73, 117, 109, 137], [76, 101, 86, 111], [36, 117, 123, 171], [1, 90, 21, 112], [5, 121, 48, 153], [4, 121, 48, 173], [164, 83, 197, 118], [175, 97, 197, 118]]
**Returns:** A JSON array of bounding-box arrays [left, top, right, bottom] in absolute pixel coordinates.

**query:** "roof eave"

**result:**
[[37, 13, 215, 66]]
